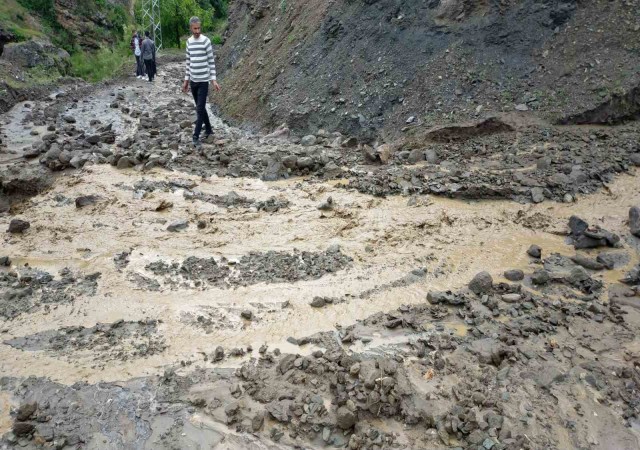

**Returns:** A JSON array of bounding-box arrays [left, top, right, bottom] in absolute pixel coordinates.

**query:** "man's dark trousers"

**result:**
[[144, 59, 155, 81], [190, 81, 212, 140]]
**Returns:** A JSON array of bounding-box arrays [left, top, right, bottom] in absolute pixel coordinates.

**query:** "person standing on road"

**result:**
[[141, 31, 156, 82], [182, 16, 220, 147], [132, 31, 145, 79]]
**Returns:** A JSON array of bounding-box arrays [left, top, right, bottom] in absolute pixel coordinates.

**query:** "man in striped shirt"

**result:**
[[182, 16, 221, 147]]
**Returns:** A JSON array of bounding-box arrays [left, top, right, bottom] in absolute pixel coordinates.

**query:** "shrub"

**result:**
[[70, 46, 130, 82]]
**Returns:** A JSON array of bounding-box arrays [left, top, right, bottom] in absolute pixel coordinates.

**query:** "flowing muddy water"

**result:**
[[1, 64, 639, 449], [1, 163, 638, 385]]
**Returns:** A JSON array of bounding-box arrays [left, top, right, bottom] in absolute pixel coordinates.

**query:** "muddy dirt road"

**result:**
[[0, 64, 639, 449]]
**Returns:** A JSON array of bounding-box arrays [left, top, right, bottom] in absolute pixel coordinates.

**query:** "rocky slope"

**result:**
[[216, 0, 640, 141]]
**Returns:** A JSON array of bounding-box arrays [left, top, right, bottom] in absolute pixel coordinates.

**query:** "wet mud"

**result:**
[[0, 63, 639, 449]]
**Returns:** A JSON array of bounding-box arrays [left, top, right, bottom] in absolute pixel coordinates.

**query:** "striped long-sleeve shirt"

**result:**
[[185, 35, 216, 82]]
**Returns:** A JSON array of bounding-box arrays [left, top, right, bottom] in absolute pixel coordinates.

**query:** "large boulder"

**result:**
[[3, 39, 70, 74]]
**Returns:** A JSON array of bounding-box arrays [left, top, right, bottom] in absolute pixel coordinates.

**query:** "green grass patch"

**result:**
[[0, 0, 43, 41], [69, 46, 130, 82]]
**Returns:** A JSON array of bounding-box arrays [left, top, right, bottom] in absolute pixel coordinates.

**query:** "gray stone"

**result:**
[[527, 245, 542, 258], [424, 148, 440, 164], [596, 252, 629, 270], [36, 424, 54, 442], [212, 346, 224, 361], [282, 155, 297, 169], [167, 220, 188, 232], [310, 297, 326, 308], [8, 219, 30, 233], [12, 422, 34, 437], [531, 187, 545, 203], [469, 271, 493, 295], [407, 148, 424, 164], [301, 135, 317, 146], [266, 400, 291, 423], [568, 216, 589, 236], [251, 413, 264, 431], [75, 195, 99, 208], [536, 157, 551, 170], [531, 269, 550, 285], [336, 406, 356, 430], [16, 402, 37, 421], [567, 266, 590, 285], [504, 269, 524, 281], [570, 254, 604, 271], [116, 156, 134, 169], [630, 153, 640, 166], [630, 206, 640, 238], [296, 157, 314, 169], [501, 293, 521, 303]]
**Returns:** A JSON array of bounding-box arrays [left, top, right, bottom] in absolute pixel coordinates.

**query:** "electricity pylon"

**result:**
[[141, 0, 162, 50]]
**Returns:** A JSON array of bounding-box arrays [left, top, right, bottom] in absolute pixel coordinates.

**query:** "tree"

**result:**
[[209, 0, 229, 19], [159, 0, 215, 48]]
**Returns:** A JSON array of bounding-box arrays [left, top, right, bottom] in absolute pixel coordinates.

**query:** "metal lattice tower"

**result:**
[[141, 0, 162, 50]]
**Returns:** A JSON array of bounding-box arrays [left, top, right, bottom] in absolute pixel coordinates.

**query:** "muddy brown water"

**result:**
[[0, 65, 639, 445], [1, 164, 638, 387]]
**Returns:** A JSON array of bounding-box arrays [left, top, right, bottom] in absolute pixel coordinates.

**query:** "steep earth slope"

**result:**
[[216, 0, 640, 140]]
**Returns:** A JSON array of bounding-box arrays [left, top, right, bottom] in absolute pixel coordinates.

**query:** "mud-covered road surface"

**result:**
[[0, 63, 639, 449]]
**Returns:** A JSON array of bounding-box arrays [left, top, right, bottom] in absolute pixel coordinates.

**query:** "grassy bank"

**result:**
[[0, 0, 43, 40], [69, 45, 131, 83]]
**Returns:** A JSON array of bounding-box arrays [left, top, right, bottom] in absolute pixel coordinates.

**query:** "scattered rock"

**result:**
[[167, 220, 188, 232], [469, 271, 493, 295], [317, 197, 334, 211], [504, 269, 524, 281], [336, 406, 357, 430], [630, 206, 640, 238], [12, 422, 34, 437], [527, 245, 542, 258], [16, 402, 37, 421], [7, 219, 30, 233], [212, 346, 224, 361], [570, 254, 604, 271], [75, 195, 99, 208], [301, 135, 317, 146], [501, 293, 521, 303], [310, 297, 326, 308], [155, 200, 173, 211], [531, 269, 551, 285], [531, 187, 545, 203], [116, 156, 135, 169]]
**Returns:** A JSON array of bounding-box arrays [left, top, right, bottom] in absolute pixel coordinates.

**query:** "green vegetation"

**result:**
[[2, 0, 232, 85], [69, 43, 130, 83], [14, 0, 129, 52], [135, 0, 229, 49], [0, 0, 43, 40]]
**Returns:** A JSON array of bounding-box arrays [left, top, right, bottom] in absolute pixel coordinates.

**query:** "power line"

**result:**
[[141, 0, 162, 50]]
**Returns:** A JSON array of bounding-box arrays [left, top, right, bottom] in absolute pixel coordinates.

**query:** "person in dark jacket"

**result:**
[[141, 31, 156, 82]]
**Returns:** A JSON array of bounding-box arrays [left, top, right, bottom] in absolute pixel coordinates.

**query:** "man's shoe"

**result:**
[[203, 130, 213, 140], [192, 138, 201, 147]]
